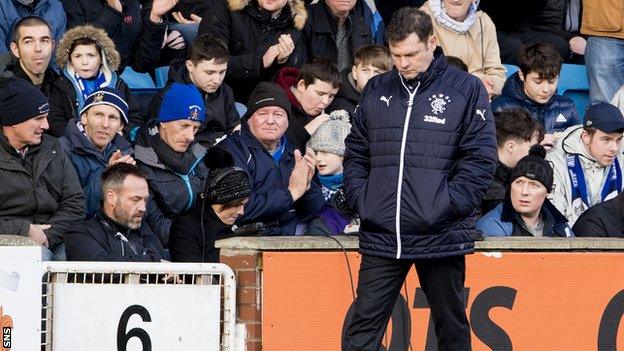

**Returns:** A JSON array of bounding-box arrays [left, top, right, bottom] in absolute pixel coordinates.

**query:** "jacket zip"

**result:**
[[395, 78, 420, 259]]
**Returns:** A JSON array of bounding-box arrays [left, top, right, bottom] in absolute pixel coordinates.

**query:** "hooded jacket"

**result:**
[[491, 72, 582, 133], [0, 0, 66, 53], [546, 125, 624, 225], [59, 118, 134, 219], [344, 48, 497, 260], [48, 25, 145, 137], [0, 134, 85, 248], [0, 53, 59, 98], [302, 0, 373, 69], [147, 59, 240, 147], [134, 124, 208, 244], [218, 120, 326, 235], [573, 191, 624, 237], [198, 0, 307, 102], [65, 213, 165, 262], [59, 0, 166, 72], [477, 196, 572, 237]]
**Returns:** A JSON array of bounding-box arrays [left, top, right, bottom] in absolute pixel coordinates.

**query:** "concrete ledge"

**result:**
[[0, 235, 37, 246], [216, 236, 624, 251]]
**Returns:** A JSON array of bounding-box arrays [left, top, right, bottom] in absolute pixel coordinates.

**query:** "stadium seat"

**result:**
[[155, 66, 170, 88], [235, 102, 247, 118], [503, 64, 519, 78], [558, 64, 590, 117], [120, 67, 158, 94]]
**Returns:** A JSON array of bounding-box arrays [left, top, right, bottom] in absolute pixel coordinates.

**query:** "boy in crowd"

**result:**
[[306, 110, 356, 235], [149, 34, 239, 147], [478, 145, 572, 237], [481, 108, 544, 214], [327, 44, 393, 116], [491, 43, 581, 146], [274, 56, 341, 151], [547, 102, 624, 225]]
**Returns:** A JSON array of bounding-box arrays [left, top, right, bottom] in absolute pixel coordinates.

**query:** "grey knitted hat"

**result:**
[[308, 110, 351, 156]]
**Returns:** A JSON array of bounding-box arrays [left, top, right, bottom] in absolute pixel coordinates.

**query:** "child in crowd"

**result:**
[[327, 44, 393, 116], [306, 110, 357, 235], [48, 25, 144, 137]]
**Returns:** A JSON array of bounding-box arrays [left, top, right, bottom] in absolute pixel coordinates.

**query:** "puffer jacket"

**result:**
[[491, 72, 581, 133], [59, 118, 134, 218], [0, 134, 85, 248], [344, 48, 498, 260], [134, 124, 208, 244], [546, 125, 624, 225], [147, 59, 240, 147], [49, 25, 145, 137], [0, 0, 66, 53], [573, 191, 624, 237], [198, 0, 307, 102], [581, 0, 624, 39], [218, 121, 326, 235]]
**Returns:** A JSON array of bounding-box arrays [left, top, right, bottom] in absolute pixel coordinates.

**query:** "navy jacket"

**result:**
[[218, 122, 326, 235], [491, 72, 581, 133], [477, 198, 572, 237], [59, 118, 134, 219], [344, 48, 498, 259]]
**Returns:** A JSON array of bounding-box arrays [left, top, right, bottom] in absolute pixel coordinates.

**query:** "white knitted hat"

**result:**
[[308, 110, 351, 156]]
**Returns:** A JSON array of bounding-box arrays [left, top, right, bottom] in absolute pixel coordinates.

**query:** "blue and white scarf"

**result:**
[[566, 154, 622, 217]]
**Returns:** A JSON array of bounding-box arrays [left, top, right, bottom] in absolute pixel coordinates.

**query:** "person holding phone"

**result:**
[[59, 87, 136, 219]]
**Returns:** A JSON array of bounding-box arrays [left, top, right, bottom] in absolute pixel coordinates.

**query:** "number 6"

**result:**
[[117, 305, 152, 351]]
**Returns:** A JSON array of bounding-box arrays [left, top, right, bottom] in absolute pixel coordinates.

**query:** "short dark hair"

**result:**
[[518, 43, 563, 80], [385, 7, 433, 44], [11, 16, 52, 43], [446, 56, 468, 72], [101, 163, 146, 195], [494, 108, 545, 148], [354, 45, 393, 72], [297, 56, 341, 89], [188, 34, 228, 65]]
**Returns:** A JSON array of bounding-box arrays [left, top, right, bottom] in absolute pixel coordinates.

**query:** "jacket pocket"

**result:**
[[399, 169, 454, 234], [358, 168, 397, 232]]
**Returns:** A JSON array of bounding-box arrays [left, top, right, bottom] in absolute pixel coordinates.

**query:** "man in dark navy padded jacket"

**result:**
[[342, 7, 498, 351]]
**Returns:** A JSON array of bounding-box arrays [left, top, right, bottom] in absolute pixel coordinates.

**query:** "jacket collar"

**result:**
[[63, 118, 132, 161], [239, 119, 295, 158], [396, 47, 447, 100], [310, 0, 352, 35], [501, 194, 568, 233], [501, 72, 556, 109]]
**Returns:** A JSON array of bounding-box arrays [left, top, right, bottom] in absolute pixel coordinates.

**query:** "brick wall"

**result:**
[[220, 249, 262, 351]]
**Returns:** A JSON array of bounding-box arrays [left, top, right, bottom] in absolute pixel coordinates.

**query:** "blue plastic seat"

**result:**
[[155, 66, 170, 88], [503, 64, 519, 78], [558, 64, 590, 117], [120, 67, 158, 94]]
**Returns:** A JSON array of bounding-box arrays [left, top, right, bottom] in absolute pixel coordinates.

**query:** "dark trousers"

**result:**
[[342, 253, 471, 351]]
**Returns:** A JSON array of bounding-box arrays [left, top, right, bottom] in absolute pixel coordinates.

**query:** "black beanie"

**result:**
[[246, 82, 292, 120], [204, 147, 251, 204], [0, 77, 50, 126], [510, 144, 554, 192]]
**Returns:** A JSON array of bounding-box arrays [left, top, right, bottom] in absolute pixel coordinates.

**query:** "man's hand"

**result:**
[[304, 113, 330, 135], [150, 0, 178, 23], [171, 11, 202, 24], [276, 34, 295, 64], [163, 30, 186, 50], [262, 45, 280, 68], [29, 224, 50, 247], [288, 149, 312, 201], [106, 0, 123, 12], [303, 147, 317, 184], [481, 76, 495, 99], [108, 150, 136, 167], [569, 36, 587, 55]]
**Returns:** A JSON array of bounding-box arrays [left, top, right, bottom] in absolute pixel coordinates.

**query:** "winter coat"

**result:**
[[198, 0, 307, 102], [0, 53, 58, 99], [302, 0, 373, 69], [581, 0, 624, 40], [0, 134, 85, 248], [65, 213, 165, 261], [344, 48, 498, 260], [59, 118, 134, 218], [147, 59, 240, 147], [491, 72, 582, 133], [477, 198, 572, 237], [169, 203, 232, 263], [0, 0, 66, 53], [326, 68, 360, 118], [273, 66, 317, 152], [481, 161, 511, 215], [421, 2, 506, 95], [546, 125, 624, 225], [218, 121, 326, 235], [50, 25, 145, 137], [58, 0, 166, 72], [134, 125, 208, 244], [573, 191, 624, 237]]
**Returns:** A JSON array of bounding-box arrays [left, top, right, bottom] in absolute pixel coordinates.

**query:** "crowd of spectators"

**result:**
[[1, 0, 624, 263]]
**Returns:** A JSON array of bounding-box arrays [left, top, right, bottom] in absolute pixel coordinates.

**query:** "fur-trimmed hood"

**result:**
[[227, 0, 307, 30], [56, 25, 121, 71]]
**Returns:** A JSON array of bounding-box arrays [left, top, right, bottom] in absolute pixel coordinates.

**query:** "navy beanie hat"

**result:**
[[0, 77, 50, 126], [80, 87, 129, 124], [246, 82, 291, 120], [158, 83, 205, 123]]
